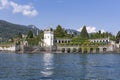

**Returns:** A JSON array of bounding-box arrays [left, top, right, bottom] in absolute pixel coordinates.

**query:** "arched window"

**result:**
[[84, 48, 88, 53], [106, 40, 108, 43], [103, 40, 105, 42], [59, 40, 61, 43], [61, 48, 65, 53], [90, 48, 93, 53], [65, 40, 67, 43], [67, 48, 71, 53], [78, 48, 82, 53], [68, 41, 70, 43], [103, 48, 107, 52], [96, 48, 100, 53]]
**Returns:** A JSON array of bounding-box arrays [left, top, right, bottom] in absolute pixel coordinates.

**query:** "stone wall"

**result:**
[[56, 45, 115, 53], [0, 45, 19, 52]]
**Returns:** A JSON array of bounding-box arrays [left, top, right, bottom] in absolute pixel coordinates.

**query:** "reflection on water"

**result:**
[[0, 53, 120, 80], [41, 53, 54, 77]]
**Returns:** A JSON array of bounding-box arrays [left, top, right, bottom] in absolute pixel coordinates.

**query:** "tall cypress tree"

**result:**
[[80, 26, 89, 39]]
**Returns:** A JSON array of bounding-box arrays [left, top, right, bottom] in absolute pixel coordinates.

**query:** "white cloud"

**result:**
[[0, 0, 38, 17], [86, 26, 97, 33], [77, 26, 97, 33], [0, 0, 9, 9], [77, 26, 106, 33], [101, 29, 105, 33]]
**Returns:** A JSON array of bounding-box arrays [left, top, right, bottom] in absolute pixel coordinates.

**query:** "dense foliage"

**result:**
[[0, 20, 118, 46], [0, 20, 39, 41], [90, 30, 115, 39], [116, 31, 120, 43], [80, 26, 89, 39], [26, 37, 39, 46], [26, 30, 34, 38], [54, 25, 73, 38], [54, 25, 66, 38], [26, 30, 44, 46]]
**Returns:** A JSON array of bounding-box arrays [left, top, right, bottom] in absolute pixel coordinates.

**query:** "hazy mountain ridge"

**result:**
[[66, 29, 80, 35], [0, 20, 39, 40]]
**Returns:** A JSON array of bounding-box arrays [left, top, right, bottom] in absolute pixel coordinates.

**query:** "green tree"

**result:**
[[116, 31, 120, 43], [39, 30, 44, 39], [89, 31, 115, 40], [98, 30, 102, 38], [17, 33, 22, 39], [110, 36, 116, 41], [54, 25, 65, 38], [90, 33, 95, 39], [80, 26, 89, 39], [15, 33, 22, 39], [27, 30, 33, 38]]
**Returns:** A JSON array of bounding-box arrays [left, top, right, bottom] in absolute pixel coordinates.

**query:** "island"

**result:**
[[0, 21, 120, 53]]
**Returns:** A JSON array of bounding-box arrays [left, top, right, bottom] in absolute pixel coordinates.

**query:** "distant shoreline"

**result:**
[[1, 50, 119, 54]]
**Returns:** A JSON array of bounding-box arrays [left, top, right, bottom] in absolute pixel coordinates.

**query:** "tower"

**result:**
[[44, 28, 54, 47]]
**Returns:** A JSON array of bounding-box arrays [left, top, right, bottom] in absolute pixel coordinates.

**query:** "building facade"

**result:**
[[89, 38, 110, 43], [44, 28, 54, 47]]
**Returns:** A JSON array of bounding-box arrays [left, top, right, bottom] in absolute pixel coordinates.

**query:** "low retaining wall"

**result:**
[[56, 45, 115, 53], [0, 46, 15, 51], [0, 45, 20, 52], [0, 44, 117, 53]]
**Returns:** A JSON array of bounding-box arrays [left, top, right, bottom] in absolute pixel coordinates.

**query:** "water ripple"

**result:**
[[0, 53, 120, 80]]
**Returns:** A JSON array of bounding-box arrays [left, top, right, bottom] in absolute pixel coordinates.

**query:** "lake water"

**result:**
[[0, 52, 120, 80]]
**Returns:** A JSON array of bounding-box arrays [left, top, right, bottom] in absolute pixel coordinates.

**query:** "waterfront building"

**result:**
[[44, 28, 54, 47], [55, 39, 72, 44], [89, 38, 110, 43], [0, 27, 119, 53], [23, 41, 28, 46]]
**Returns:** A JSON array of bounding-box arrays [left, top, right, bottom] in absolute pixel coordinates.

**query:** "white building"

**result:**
[[44, 28, 54, 47], [89, 38, 110, 43]]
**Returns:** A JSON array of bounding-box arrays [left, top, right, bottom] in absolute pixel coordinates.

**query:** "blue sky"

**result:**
[[0, 0, 120, 35]]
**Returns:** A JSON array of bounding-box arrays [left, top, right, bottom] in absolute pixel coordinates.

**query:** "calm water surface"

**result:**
[[0, 52, 120, 80]]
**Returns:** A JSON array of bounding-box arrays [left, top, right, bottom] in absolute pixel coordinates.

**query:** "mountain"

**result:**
[[28, 25, 39, 30], [66, 29, 80, 35], [0, 20, 39, 41]]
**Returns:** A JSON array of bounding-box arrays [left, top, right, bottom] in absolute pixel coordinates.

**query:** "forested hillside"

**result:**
[[0, 20, 39, 40]]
